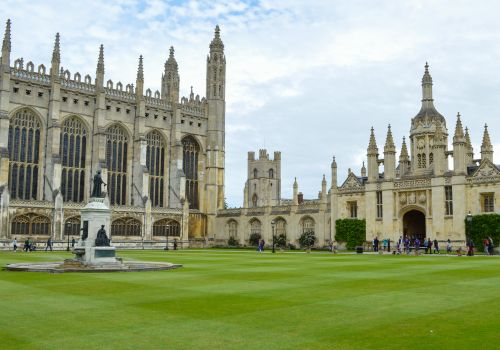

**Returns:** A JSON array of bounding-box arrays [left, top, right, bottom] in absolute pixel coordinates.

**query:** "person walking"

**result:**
[[12, 237, 18, 252], [423, 238, 429, 254], [373, 237, 379, 252], [415, 238, 421, 255], [428, 239, 433, 254], [24, 238, 29, 252], [433, 239, 439, 254], [45, 237, 53, 251], [483, 238, 490, 255], [446, 239, 452, 254]]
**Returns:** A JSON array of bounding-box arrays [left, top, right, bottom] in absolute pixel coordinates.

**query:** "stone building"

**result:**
[[215, 63, 499, 247], [0, 20, 226, 247]]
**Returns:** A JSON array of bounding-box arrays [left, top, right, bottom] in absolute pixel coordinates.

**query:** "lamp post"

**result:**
[[66, 223, 70, 251], [466, 211, 473, 240], [164, 224, 169, 251], [271, 220, 276, 254]]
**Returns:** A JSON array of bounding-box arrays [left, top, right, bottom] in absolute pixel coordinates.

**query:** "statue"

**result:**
[[95, 225, 110, 247], [91, 170, 106, 198]]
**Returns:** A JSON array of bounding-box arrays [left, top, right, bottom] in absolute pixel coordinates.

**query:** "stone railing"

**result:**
[[394, 178, 431, 189], [217, 208, 242, 217], [11, 69, 51, 85], [61, 79, 95, 93], [10, 199, 53, 208], [151, 207, 183, 214], [105, 88, 135, 102], [180, 104, 205, 116], [246, 208, 265, 216], [145, 96, 172, 110]]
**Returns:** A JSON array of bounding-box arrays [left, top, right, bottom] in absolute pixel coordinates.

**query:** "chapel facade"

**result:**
[[214, 64, 500, 247], [0, 19, 226, 247]]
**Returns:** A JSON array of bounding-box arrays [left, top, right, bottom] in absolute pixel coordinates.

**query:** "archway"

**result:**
[[403, 210, 425, 241]]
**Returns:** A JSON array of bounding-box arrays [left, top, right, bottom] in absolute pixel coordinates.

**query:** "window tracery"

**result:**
[[153, 219, 180, 237], [146, 131, 166, 207], [182, 136, 199, 209], [111, 217, 141, 236], [60, 117, 87, 202], [106, 125, 128, 205]]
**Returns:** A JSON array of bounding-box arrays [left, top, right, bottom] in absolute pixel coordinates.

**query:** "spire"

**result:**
[[422, 62, 433, 102], [97, 44, 104, 74], [2, 18, 11, 55], [136, 55, 144, 81], [453, 112, 465, 142], [322, 174, 326, 184], [400, 137, 409, 158], [165, 46, 178, 72], [384, 124, 395, 152], [465, 127, 472, 149], [481, 124, 493, 162], [190, 86, 194, 101], [293, 177, 298, 188], [367, 127, 378, 154], [209, 24, 224, 52], [51, 33, 60, 64], [331, 156, 337, 168], [361, 161, 367, 177]]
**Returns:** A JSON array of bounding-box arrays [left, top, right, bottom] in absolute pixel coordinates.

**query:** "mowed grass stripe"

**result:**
[[1, 250, 500, 350]]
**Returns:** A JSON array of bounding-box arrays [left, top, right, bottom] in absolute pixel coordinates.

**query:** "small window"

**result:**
[[73, 99, 78, 104], [25, 89, 31, 95], [181, 120, 185, 124], [13, 87, 19, 93], [116, 107, 121, 112], [189, 121, 193, 126], [62, 96, 68, 102], [198, 123, 201, 127], [145, 113, 149, 117], [84, 101, 89, 106], [348, 201, 358, 218], [106, 105, 111, 110], [445, 186, 453, 215], [376, 191, 383, 219], [154, 114, 158, 119], [269, 168, 274, 178], [38, 92, 43, 97], [126, 109, 130, 114], [253, 168, 258, 179], [482, 193, 494, 213]]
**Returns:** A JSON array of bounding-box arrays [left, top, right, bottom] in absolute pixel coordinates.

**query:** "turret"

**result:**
[[50, 33, 60, 80], [383, 124, 396, 180], [361, 161, 366, 178], [321, 174, 327, 202], [432, 122, 447, 176], [206, 25, 225, 101], [161, 46, 179, 103], [331, 156, 337, 189], [481, 124, 494, 162], [421, 62, 433, 107], [399, 137, 410, 176], [452, 113, 467, 174], [1, 19, 11, 68], [465, 127, 474, 165], [367, 127, 379, 181]]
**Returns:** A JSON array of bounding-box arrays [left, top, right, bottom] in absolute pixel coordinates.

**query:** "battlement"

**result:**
[[259, 149, 268, 160]]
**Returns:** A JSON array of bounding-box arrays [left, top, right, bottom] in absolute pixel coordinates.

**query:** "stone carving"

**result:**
[[418, 193, 426, 204], [474, 162, 500, 178], [91, 170, 106, 198], [95, 225, 110, 247], [399, 193, 407, 205], [394, 178, 431, 189], [408, 192, 416, 204], [339, 174, 364, 193]]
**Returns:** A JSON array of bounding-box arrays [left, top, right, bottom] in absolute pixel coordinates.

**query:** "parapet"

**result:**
[[274, 151, 281, 160], [248, 151, 255, 161]]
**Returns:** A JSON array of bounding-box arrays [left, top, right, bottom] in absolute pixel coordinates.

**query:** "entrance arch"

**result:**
[[403, 210, 425, 241]]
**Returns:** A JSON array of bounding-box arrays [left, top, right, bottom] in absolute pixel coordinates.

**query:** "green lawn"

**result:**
[[1, 250, 500, 350]]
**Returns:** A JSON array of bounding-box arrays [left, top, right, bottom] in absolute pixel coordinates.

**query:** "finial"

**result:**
[[191, 86, 193, 93], [210, 24, 224, 51], [97, 44, 104, 73], [137, 55, 143, 81], [453, 112, 465, 141], [215, 25, 220, 38], [2, 18, 11, 53], [322, 174, 326, 181], [169, 46, 174, 58], [482, 124, 492, 148], [385, 124, 395, 151], [368, 127, 378, 152], [465, 127, 472, 149], [51, 32, 60, 63], [425, 61, 429, 72], [400, 136, 409, 158]]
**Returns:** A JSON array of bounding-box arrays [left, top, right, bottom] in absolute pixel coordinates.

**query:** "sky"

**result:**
[[1, 0, 500, 207]]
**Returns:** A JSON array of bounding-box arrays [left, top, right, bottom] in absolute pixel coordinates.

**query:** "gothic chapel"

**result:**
[[0, 19, 226, 247]]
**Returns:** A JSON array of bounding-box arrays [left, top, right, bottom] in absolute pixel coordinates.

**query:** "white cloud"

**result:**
[[2, 0, 500, 207]]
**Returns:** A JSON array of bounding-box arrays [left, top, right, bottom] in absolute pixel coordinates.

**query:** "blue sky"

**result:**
[[1, 0, 500, 207]]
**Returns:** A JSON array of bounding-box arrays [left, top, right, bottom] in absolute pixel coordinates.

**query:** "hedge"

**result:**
[[465, 214, 500, 252], [335, 219, 366, 250]]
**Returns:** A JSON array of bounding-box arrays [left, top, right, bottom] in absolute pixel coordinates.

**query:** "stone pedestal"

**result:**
[[74, 197, 119, 265]]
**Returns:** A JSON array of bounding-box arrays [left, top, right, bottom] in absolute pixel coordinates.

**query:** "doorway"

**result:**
[[403, 210, 426, 242]]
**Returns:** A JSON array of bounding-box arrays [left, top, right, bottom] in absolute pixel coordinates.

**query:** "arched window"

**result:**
[[11, 213, 50, 236], [146, 131, 166, 207], [182, 136, 199, 209], [152, 219, 180, 237], [8, 109, 42, 200], [275, 218, 286, 237], [111, 217, 141, 236], [252, 193, 258, 207], [64, 216, 81, 237], [60, 117, 87, 202], [429, 152, 433, 165], [106, 125, 128, 205], [301, 217, 315, 234], [250, 219, 261, 237], [269, 169, 274, 178], [227, 220, 238, 238], [417, 154, 422, 168], [422, 153, 427, 168], [253, 168, 258, 179]]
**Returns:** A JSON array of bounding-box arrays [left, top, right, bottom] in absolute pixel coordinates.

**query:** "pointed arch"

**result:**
[[227, 219, 238, 238], [60, 116, 88, 202], [8, 108, 43, 200], [106, 124, 129, 205], [300, 216, 315, 234], [182, 135, 200, 209], [152, 218, 180, 237], [146, 130, 168, 207], [111, 217, 141, 236]]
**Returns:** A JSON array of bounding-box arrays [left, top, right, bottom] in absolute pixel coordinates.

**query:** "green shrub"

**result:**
[[275, 234, 287, 248], [288, 243, 296, 250], [465, 214, 500, 251], [335, 219, 366, 250], [298, 231, 316, 248], [249, 233, 261, 247], [228, 236, 240, 247]]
